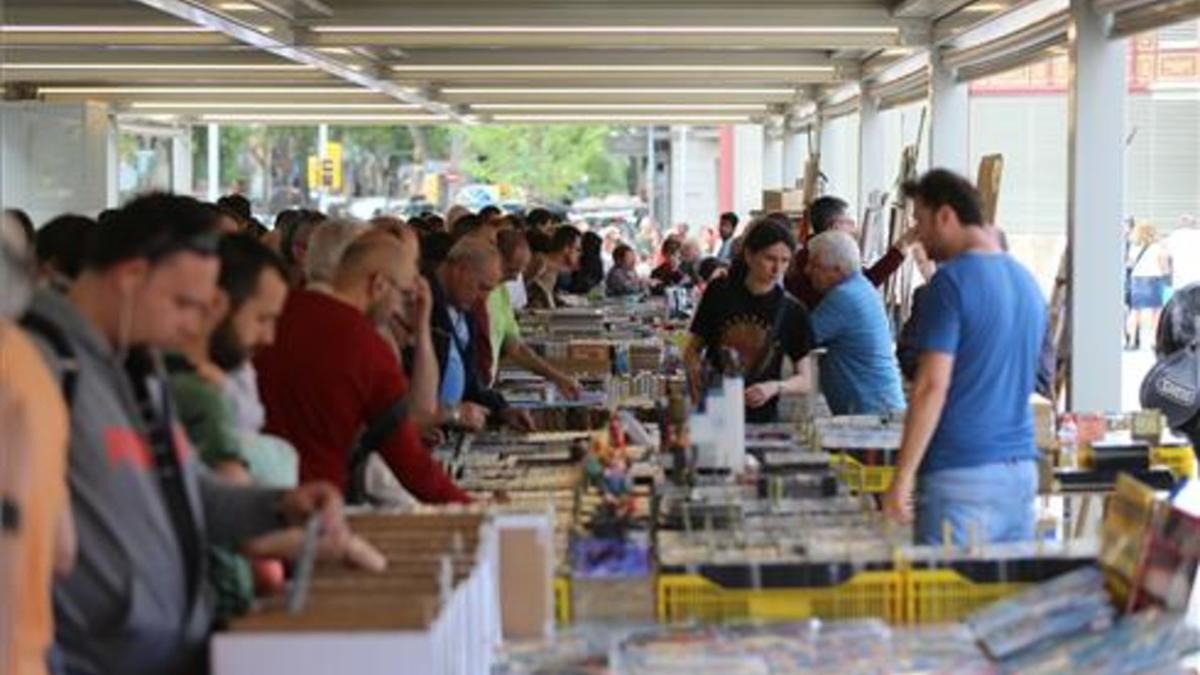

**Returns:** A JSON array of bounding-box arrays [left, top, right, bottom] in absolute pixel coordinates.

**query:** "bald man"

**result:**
[[256, 230, 470, 504], [424, 238, 535, 431]]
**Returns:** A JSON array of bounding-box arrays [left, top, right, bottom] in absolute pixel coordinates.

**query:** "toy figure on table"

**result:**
[[584, 420, 637, 537]]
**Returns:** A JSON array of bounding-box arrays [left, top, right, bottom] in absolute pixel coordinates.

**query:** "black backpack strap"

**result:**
[[19, 311, 78, 406], [346, 398, 409, 505]]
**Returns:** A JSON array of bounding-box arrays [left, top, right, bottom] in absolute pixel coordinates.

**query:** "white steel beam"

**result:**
[[129, 0, 466, 121], [927, 48, 969, 175], [206, 122, 220, 202], [1066, 0, 1124, 411], [386, 49, 841, 69], [857, 91, 885, 215], [0, 28, 231, 47], [303, 3, 921, 49]]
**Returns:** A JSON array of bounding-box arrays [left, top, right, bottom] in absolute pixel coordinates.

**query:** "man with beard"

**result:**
[[256, 229, 471, 503], [166, 233, 293, 620], [882, 170, 1044, 546], [21, 194, 380, 675]]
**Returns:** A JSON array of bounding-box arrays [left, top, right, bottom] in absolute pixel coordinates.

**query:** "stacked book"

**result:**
[[212, 512, 503, 675]]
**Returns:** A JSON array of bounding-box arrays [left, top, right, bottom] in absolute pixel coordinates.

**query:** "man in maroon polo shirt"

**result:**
[[782, 196, 917, 308], [255, 228, 469, 503]]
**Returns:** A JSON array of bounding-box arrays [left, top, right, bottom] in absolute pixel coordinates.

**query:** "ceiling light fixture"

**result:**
[[490, 114, 754, 122], [442, 87, 794, 95], [39, 86, 384, 94], [392, 64, 832, 73], [131, 102, 422, 110], [216, 2, 264, 10], [0, 24, 211, 33], [8, 63, 312, 71], [199, 114, 449, 122], [471, 103, 768, 111], [312, 25, 898, 35], [963, 2, 1011, 12]]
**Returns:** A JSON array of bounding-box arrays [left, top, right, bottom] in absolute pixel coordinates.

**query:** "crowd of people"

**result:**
[[679, 172, 1050, 549], [2, 164, 1185, 674], [0, 192, 725, 675]]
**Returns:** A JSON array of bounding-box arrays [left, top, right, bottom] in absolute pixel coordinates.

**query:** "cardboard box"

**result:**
[[762, 189, 806, 212], [496, 513, 555, 640]]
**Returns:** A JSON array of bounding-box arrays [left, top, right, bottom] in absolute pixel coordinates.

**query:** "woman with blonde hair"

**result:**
[[1126, 221, 1171, 350]]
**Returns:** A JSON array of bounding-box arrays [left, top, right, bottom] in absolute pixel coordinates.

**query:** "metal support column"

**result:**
[[782, 128, 802, 189], [858, 94, 885, 218], [206, 122, 220, 203], [1067, 0, 1125, 411], [928, 50, 970, 175], [645, 125, 655, 223], [762, 127, 784, 190], [172, 130, 193, 197], [317, 123, 329, 213], [669, 125, 688, 227]]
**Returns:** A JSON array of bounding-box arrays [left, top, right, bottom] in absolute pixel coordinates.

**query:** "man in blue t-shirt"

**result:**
[[806, 230, 905, 415], [882, 169, 1046, 546]]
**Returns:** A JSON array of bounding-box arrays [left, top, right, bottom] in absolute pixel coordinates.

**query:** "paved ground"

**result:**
[[1121, 347, 1157, 412]]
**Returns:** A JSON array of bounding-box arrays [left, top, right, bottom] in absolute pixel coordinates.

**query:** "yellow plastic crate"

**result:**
[[1151, 445, 1197, 480], [554, 576, 571, 625], [904, 568, 1029, 624], [656, 571, 904, 624], [831, 454, 896, 494]]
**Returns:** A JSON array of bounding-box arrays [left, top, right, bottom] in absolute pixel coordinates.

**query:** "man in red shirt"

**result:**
[[782, 196, 916, 308], [256, 228, 469, 503]]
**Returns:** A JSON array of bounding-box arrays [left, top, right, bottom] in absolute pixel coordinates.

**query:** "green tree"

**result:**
[[456, 125, 626, 201]]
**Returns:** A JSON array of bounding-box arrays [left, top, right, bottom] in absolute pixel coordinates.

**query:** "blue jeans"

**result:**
[[915, 459, 1037, 545]]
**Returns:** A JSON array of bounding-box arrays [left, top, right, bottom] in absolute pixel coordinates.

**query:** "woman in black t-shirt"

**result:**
[[684, 220, 813, 423]]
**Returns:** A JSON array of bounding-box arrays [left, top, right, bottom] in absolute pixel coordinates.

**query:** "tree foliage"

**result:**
[[455, 125, 626, 202], [190, 122, 626, 208]]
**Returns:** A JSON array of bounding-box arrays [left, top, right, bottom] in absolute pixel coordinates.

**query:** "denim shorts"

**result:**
[[915, 459, 1037, 546]]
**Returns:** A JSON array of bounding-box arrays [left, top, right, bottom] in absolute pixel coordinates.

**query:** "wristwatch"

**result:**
[[447, 406, 462, 427], [1, 496, 20, 534]]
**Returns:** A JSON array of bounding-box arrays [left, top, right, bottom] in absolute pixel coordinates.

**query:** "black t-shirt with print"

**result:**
[[689, 276, 813, 423]]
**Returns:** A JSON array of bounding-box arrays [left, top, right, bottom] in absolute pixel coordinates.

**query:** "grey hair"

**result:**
[[445, 237, 500, 268], [305, 217, 368, 286], [807, 230, 861, 275]]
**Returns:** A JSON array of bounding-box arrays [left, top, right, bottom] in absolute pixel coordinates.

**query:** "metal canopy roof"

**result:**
[[1, 0, 1032, 125]]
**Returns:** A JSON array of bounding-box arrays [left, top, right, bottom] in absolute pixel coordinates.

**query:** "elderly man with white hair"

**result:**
[[305, 217, 369, 292], [805, 230, 905, 415]]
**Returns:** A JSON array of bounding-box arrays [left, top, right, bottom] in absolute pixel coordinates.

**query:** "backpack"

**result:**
[[1140, 329, 1200, 433]]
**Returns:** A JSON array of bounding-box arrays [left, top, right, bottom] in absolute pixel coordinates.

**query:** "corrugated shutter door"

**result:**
[[1125, 95, 1200, 228]]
